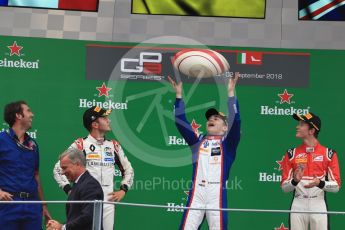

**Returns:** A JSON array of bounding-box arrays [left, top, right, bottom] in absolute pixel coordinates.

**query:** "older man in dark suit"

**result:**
[[47, 148, 104, 230]]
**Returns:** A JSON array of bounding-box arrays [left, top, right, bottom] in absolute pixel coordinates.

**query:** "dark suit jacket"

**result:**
[[66, 170, 104, 230]]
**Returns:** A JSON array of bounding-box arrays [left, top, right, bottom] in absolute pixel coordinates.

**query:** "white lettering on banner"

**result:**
[[114, 169, 122, 177], [139, 52, 162, 65], [167, 203, 184, 212], [0, 128, 38, 139], [168, 136, 188, 146], [121, 58, 142, 73], [0, 58, 39, 69], [121, 52, 162, 73], [120, 74, 164, 81], [259, 172, 282, 182], [1, 128, 37, 139], [27, 130, 37, 139], [79, 99, 128, 110], [260, 106, 309, 116]]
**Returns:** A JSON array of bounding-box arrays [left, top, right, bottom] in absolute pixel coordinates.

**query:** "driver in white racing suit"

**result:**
[[53, 106, 134, 230]]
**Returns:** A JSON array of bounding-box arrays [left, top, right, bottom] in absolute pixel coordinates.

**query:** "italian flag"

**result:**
[[237, 52, 263, 65]]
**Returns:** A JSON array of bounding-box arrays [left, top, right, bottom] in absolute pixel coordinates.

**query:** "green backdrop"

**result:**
[[0, 35, 344, 230]]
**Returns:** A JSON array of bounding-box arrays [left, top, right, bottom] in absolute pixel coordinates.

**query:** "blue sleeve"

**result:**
[[174, 98, 199, 146], [224, 97, 241, 157], [0, 134, 4, 152], [0, 1, 8, 6], [33, 139, 39, 171]]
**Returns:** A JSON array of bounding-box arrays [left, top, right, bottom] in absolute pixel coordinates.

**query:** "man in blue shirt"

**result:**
[[0, 101, 51, 229]]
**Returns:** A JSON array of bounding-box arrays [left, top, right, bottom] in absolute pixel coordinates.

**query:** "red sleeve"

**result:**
[[281, 150, 294, 186], [328, 150, 341, 187], [74, 138, 84, 150]]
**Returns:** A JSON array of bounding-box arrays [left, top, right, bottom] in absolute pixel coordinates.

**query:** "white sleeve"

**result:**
[[281, 178, 297, 193], [322, 180, 340, 192], [52, 143, 77, 194], [53, 160, 71, 194], [114, 141, 134, 189], [322, 149, 341, 193]]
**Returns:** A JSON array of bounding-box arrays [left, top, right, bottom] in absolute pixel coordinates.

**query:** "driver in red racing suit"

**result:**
[[280, 112, 341, 230]]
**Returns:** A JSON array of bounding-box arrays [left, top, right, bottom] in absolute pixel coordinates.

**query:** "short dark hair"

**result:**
[[4, 101, 27, 127], [308, 124, 320, 138]]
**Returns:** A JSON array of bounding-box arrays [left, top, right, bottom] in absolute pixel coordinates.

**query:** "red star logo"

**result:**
[[7, 41, 23, 56], [191, 119, 201, 134], [274, 223, 288, 230], [278, 89, 294, 104], [96, 83, 112, 97], [276, 156, 284, 171]]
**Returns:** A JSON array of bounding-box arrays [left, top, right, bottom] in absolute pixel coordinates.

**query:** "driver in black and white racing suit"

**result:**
[[53, 106, 134, 230]]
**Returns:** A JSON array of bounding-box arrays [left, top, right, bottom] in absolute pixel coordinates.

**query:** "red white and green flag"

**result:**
[[237, 52, 263, 65]]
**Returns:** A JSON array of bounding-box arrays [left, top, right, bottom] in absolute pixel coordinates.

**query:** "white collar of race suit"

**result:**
[[87, 134, 105, 145]]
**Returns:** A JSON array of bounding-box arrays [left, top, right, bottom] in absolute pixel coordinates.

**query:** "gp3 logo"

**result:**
[[121, 52, 162, 74]]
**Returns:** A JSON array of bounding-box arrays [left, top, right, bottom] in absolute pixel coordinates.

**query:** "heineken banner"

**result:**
[[0, 35, 344, 230]]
